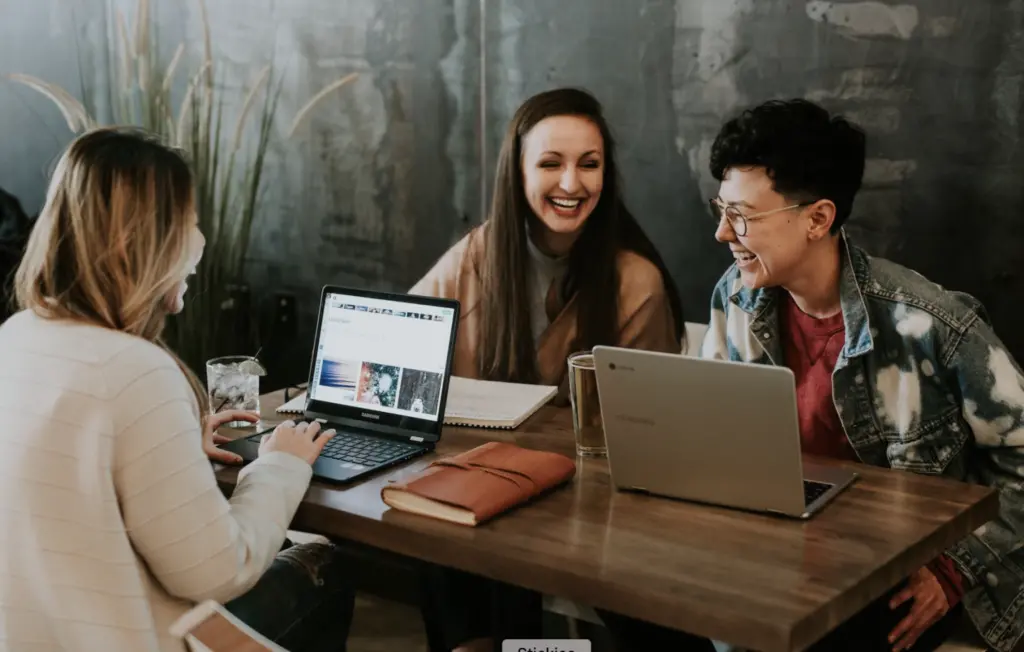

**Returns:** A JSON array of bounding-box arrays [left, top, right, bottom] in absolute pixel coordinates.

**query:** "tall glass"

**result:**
[[567, 350, 607, 457], [206, 356, 261, 428]]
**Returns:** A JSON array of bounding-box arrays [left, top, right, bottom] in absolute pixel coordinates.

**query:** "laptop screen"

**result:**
[[307, 291, 457, 426]]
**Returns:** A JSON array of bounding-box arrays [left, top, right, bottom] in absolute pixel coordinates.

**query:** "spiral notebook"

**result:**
[[277, 376, 557, 430]]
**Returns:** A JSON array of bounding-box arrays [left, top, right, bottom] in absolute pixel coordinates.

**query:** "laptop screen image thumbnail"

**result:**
[[308, 293, 456, 423]]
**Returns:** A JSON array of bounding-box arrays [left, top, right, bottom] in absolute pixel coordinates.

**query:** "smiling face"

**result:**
[[714, 166, 818, 290], [520, 114, 604, 254]]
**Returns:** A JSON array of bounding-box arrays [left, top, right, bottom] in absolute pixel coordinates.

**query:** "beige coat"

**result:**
[[410, 225, 680, 395]]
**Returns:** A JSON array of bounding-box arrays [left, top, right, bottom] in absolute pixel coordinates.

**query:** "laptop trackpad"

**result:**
[[311, 456, 360, 482], [218, 433, 263, 461]]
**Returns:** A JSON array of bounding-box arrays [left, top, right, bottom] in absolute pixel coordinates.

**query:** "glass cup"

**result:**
[[206, 356, 261, 428], [567, 350, 607, 457]]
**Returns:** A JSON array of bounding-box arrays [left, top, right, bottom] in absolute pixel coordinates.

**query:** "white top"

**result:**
[[526, 235, 569, 346], [0, 310, 312, 652]]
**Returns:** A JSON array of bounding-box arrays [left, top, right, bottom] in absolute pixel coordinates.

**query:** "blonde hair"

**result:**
[[15, 126, 207, 412]]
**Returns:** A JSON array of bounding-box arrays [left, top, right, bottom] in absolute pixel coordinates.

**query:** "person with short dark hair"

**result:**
[[703, 98, 1024, 652]]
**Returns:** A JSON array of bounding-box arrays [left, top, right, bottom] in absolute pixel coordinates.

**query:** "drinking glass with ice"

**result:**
[[205, 356, 266, 427]]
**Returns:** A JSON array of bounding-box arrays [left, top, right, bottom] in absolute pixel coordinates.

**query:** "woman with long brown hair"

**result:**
[[414, 89, 712, 651], [412, 87, 685, 394], [0, 127, 353, 652]]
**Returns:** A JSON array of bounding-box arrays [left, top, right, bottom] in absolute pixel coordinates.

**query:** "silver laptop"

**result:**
[[592, 346, 857, 519]]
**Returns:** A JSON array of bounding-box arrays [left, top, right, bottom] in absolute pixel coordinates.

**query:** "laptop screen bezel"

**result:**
[[302, 285, 460, 443]]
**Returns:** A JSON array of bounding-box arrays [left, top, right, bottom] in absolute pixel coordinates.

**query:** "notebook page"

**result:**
[[444, 376, 556, 422], [275, 391, 307, 413]]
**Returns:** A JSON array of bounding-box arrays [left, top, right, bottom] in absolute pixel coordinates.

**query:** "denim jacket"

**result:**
[[701, 233, 1024, 652]]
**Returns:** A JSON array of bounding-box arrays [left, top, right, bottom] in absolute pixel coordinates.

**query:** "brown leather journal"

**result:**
[[380, 442, 577, 526]]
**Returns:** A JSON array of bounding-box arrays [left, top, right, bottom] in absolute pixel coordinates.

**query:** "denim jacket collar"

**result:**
[[729, 230, 874, 360]]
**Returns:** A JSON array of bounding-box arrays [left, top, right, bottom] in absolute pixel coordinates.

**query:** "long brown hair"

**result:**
[[478, 87, 684, 382], [15, 126, 207, 412]]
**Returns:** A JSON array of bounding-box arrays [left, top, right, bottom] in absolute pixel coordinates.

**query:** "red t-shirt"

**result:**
[[779, 293, 852, 461], [779, 292, 963, 608]]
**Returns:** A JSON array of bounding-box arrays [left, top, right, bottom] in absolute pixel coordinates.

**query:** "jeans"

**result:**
[[225, 541, 355, 652]]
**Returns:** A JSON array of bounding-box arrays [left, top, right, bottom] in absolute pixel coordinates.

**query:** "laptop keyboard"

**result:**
[[804, 480, 834, 506], [318, 431, 421, 469]]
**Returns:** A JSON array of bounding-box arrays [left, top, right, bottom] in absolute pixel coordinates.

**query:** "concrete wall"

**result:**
[[0, 0, 110, 216], [482, 0, 1024, 356], [3, 0, 1024, 381]]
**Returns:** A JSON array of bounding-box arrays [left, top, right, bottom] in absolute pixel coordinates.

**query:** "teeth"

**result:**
[[550, 198, 581, 209]]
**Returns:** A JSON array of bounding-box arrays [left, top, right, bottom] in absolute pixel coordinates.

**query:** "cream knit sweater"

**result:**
[[0, 310, 312, 652]]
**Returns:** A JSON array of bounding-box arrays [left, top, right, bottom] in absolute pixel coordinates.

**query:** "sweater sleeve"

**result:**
[[110, 346, 312, 604]]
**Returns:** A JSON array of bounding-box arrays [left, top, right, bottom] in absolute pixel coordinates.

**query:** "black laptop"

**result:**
[[220, 285, 460, 484]]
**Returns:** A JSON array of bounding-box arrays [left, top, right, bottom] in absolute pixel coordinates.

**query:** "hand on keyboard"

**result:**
[[259, 420, 336, 465], [318, 432, 420, 468]]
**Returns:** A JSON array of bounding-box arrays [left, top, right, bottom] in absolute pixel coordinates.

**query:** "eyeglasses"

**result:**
[[708, 198, 813, 237]]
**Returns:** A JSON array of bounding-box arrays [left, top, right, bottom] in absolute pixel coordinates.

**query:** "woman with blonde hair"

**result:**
[[0, 127, 354, 652]]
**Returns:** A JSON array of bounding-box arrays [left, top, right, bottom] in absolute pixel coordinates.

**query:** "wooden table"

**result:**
[[216, 390, 999, 652]]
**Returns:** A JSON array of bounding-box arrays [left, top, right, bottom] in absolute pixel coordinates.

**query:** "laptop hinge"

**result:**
[[303, 409, 441, 444]]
